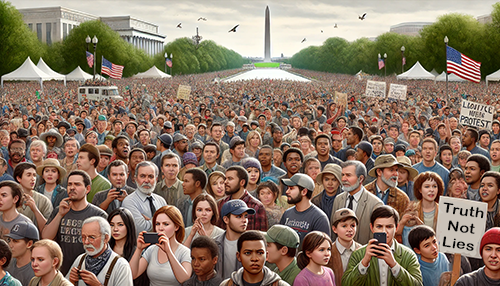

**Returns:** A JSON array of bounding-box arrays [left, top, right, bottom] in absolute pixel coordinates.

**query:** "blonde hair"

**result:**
[[245, 130, 262, 147], [31, 239, 63, 270]]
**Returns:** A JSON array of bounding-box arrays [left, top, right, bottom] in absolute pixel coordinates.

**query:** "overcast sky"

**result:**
[[9, 0, 499, 58]]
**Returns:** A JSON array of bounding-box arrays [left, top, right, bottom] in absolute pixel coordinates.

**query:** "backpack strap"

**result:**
[[77, 254, 86, 269], [272, 281, 280, 286], [103, 256, 120, 286], [227, 279, 234, 286]]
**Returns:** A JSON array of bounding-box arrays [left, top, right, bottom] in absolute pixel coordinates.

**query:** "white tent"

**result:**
[[133, 66, 172, 78], [396, 61, 436, 80], [435, 72, 466, 82], [1, 57, 52, 91], [430, 69, 440, 76], [486, 69, 500, 87], [66, 66, 93, 81], [37, 58, 66, 85]]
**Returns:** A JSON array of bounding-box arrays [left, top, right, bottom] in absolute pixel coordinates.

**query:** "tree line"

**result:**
[[288, 3, 500, 78]]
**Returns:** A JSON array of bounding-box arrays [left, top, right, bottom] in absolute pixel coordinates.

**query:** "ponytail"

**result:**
[[297, 251, 309, 269]]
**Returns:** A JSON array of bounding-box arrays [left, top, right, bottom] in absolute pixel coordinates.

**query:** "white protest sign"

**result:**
[[388, 84, 407, 100], [177, 85, 191, 100], [437, 196, 487, 258], [365, 80, 386, 98], [459, 99, 494, 129]]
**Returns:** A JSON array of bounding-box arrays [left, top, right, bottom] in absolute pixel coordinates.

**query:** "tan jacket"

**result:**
[[331, 187, 383, 245], [364, 180, 410, 220], [29, 271, 73, 286], [327, 241, 362, 286]]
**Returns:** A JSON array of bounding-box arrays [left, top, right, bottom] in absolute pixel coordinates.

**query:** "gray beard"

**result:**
[[84, 238, 105, 256], [343, 178, 361, 193], [138, 183, 156, 195], [381, 176, 398, 188]]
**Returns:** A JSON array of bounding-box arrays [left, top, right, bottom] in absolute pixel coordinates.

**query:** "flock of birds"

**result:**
[[175, 13, 367, 43]]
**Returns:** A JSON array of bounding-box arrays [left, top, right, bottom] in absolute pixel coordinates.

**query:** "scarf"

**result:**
[[85, 247, 112, 276]]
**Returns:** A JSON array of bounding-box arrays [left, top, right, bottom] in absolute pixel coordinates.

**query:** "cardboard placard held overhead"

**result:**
[[335, 91, 347, 110], [459, 99, 494, 129], [388, 84, 407, 100], [365, 80, 386, 98], [177, 85, 191, 99], [437, 196, 487, 259]]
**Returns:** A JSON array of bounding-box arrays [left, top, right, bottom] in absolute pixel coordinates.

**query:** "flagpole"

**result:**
[[444, 36, 449, 104]]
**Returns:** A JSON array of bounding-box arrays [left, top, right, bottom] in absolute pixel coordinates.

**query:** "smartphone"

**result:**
[[373, 232, 387, 256], [116, 188, 123, 196], [143, 232, 159, 244]]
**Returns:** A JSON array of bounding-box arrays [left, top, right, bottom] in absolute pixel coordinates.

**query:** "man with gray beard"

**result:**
[[364, 154, 410, 221], [68, 216, 133, 286], [330, 161, 383, 245], [122, 161, 167, 237]]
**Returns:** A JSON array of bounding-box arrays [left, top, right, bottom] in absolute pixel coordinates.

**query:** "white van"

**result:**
[[77, 86, 123, 102]]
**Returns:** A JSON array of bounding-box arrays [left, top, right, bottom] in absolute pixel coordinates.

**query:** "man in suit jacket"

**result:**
[[331, 160, 383, 245], [364, 154, 410, 218]]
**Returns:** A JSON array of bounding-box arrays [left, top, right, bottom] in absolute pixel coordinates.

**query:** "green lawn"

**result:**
[[254, 62, 280, 68]]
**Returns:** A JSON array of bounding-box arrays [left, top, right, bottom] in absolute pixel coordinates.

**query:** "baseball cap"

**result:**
[[281, 173, 315, 192], [97, 115, 107, 121], [173, 133, 188, 143], [158, 134, 173, 145], [6, 221, 39, 241], [221, 199, 256, 218], [265, 225, 300, 249], [331, 208, 359, 226], [229, 136, 245, 149]]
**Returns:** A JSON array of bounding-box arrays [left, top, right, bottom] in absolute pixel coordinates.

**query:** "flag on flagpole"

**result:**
[[166, 58, 172, 68], [378, 58, 385, 70], [101, 56, 124, 79], [446, 46, 481, 83], [86, 51, 94, 68]]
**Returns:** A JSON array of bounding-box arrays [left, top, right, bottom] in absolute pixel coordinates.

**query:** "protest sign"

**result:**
[[459, 99, 494, 129], [437, 196, 487, 259], [388, 84, 407, 100], [335, 91, 347, 109], [177, 85, 191, 100], [365, 80, 386, 98]]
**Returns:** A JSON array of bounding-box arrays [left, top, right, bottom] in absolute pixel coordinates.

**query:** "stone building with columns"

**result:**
[[18, 6, 165, 56]]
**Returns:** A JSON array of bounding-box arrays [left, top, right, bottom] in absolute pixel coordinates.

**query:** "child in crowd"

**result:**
[[265, 225, 301, 285], [295, 231, 336, 286], [256, 181, 285, 227], [408, 225, 450, 286], [328, 208, 361, 286], [183, 236, 222, 286], [5, 221, 39, 286]]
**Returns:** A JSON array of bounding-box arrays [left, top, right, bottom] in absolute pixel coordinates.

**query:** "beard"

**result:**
[[84, 239, 105, 256], [381, 176, 398, 188], [287, 191, 302, 205], [138, 182, 156, 195], [343, 178, 361, 193], [225, 184, 240, 196]]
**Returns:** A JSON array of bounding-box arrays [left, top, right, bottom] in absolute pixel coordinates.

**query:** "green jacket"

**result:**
[[342, 240, 423, 286]]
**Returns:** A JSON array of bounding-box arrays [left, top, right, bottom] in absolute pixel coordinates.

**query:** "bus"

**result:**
[[77, 86, 123, 103]]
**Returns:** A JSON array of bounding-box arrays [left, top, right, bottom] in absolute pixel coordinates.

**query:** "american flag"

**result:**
[[101, 56, 124, 79], [86, 51, 93, 68], [447, 46, 481, 83], [166, 58, 172, 68], [378, 58, 385, 70]]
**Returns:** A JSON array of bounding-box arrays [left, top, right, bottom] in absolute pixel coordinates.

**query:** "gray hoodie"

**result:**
[[220, 266, 289, 286]]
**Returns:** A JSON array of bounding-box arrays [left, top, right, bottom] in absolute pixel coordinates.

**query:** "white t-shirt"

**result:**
[[223, 239, 238, 280], [142, 244, 191, 286]]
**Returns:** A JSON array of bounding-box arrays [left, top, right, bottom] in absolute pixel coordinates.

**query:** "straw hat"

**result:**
[[39, 129, 63, 148], [36, 158, 67, 178], [316, 164, 342, 185]]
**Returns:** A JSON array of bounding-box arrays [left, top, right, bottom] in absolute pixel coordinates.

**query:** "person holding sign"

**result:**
[[455, 227, 500, 285], [342, 205, 423, 285]]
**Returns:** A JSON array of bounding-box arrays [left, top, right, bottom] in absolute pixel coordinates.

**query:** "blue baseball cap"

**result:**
[[221, 199, 255, 218]]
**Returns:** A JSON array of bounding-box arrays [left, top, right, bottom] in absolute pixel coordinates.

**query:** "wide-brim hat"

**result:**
[[40, 129, 63, 148], [368, 154, 403, 177], [36, 158, 67, 178], [316, 164, 342, 185], [396, 156, 418, 180]]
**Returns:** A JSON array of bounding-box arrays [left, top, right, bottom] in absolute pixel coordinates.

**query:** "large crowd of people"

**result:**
[[0, 68, 499, 285]]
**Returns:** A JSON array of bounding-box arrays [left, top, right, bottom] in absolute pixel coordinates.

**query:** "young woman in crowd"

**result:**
[[29, 239, 72, 286], [447, 168, 468, 198], [206, 171, 226, 201], [437, 145, 454, 171], [130, 206, 192, 286], [256, 181, 285, 227], [370, 135, 384, 159], [303, 157, 322, 197], [183, 194, 224, 247], [242, 158, 262, 196], [295, 231, 336, 285], [108, 208, 137, 261], [35, 159, 67, 208], [84, 130, 98, 146], [245, 130, 262, 158]]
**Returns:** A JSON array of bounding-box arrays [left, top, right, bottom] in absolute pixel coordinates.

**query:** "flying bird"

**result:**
[[301, 38, 306, 43], [176, 23, 182, 28], [334, 23, 338, 28], [359, 13, 366, 20], [321, 30, 323, 33], [198, 17, 207, 21], [228, 24, 239, 33]]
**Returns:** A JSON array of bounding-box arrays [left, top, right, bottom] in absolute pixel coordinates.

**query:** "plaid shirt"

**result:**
[[217, 190, 268, 231]]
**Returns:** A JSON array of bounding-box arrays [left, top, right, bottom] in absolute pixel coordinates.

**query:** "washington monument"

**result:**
[[264, 6, 271, 62]]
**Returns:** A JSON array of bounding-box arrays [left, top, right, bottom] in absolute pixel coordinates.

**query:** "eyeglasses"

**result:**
[[10, 148, 24, 152], [81, 235, 101, 243]]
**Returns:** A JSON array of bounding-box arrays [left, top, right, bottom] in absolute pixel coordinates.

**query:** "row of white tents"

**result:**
[[0, 57, 172, 91]]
